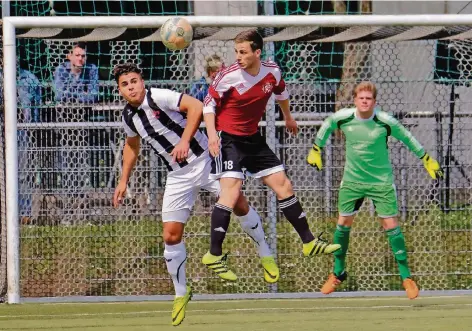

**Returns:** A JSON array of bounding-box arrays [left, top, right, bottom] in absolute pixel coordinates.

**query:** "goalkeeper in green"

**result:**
[[307, 82, 443, 299]]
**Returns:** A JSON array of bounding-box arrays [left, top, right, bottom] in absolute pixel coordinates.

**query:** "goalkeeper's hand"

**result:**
[[307, 144, 323, 170], [421, 153, 444, 179]]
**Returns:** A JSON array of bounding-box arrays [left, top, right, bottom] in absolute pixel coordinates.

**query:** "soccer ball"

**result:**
[[160, 17, 193, 51]]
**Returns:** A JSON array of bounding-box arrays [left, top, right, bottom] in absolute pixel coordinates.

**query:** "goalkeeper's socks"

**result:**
[[333, 224, 351, 276], [237, 206, 272, 257], [209, 203, 232, 256], [278, 195, 315, 244], [164, 242, 188, 297], [386, 226, 411, 280]]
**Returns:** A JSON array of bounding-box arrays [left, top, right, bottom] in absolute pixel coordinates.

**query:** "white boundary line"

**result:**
[[24, 294, 472, 306], [1, 303, 472, 319], [21, 290, 472, 304]]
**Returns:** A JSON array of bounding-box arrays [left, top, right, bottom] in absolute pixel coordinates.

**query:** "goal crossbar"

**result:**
[[6, 14, 472, 28]]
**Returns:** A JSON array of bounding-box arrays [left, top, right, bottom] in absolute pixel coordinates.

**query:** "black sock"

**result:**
[[278, 195, 315, 244], [210, 203, 233, 256]]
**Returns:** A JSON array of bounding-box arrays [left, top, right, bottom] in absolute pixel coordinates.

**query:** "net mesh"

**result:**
[[1, 1, 472, 298]]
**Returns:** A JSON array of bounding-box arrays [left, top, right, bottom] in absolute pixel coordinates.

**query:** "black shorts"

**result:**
[[210, 131, 284, 179]]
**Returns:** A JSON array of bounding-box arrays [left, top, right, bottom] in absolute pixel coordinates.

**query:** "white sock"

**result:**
[[238, 207, 272, 258], [164, 242, 187, 297]]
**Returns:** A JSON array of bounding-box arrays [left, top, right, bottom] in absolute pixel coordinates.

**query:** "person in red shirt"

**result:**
[[202, 30, 341, 280]]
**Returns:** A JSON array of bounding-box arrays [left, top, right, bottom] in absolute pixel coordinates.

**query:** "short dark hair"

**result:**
[[113, 62, 142, 83], [71, 42, 86, 51], [234, 30, 263, 52]]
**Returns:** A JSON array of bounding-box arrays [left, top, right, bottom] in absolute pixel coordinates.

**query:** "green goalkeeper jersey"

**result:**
[[315, 107, 425, 185]]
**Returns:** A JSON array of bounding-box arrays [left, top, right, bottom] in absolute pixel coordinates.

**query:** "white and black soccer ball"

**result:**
[[160, 17, 193, 51]]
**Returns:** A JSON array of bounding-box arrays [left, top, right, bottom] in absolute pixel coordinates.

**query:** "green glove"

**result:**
[[421, 153, 444, 179], [307, 144, 322, 171]]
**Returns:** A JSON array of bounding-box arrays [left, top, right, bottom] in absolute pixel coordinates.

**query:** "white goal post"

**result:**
[[4, 14, 472, 304]]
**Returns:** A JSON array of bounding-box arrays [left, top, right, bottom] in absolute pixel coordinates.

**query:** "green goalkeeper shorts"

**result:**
[[338, 181, 398, 218]]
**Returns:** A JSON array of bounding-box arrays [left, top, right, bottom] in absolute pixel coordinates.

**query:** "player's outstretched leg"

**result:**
[[385, 224, 419, 299], [163, 222, 192, 326], [202, 178, 242, 281], [202, 203, 238, 281], [264, 172, 340, 255], [234, 195, 279, 283]]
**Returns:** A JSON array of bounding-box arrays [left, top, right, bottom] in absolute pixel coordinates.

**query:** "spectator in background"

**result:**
[[0, 68, 42, 121], [53, 42, 99, 104], [53, 42, 103, 192], [189, 54, 224, 102], [0, 68, 42, 223]]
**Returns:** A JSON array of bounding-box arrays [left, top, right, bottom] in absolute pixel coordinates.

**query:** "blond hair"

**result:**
[[354, 81, 377, 99], [205, 54, 223, 76]]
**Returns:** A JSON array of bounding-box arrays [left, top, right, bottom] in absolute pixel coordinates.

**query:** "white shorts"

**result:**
[[162, 152, 220, 223]]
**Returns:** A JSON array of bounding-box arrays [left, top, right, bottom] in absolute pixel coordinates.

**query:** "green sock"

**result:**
[[386, 226, 411, 280], [333, 224, 351, 276]]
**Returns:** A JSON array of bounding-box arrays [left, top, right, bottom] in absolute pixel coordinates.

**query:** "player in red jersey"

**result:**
[[201, 30, 341, 280]]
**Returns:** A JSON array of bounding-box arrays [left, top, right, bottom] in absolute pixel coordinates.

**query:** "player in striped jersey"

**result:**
[[112, 63, 278, 326], [202, 30, 341, 280]]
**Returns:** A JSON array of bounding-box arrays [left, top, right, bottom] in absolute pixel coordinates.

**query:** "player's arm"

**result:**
[[273, 67, 297, 135], [388, 114, 444, 179], [203, 77, 225, 157], [114, 135, 140, 207], [276, 99, 298, 135], [306, 115, 337, 170], [170, 94, 203, 162]]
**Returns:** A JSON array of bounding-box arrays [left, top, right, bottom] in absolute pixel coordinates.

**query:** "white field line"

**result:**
[[31, 295, 472, 306], [1, 303, 472, 319]]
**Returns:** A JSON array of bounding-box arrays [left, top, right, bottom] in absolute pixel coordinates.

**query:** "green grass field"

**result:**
[[1, 296, 471, 331]]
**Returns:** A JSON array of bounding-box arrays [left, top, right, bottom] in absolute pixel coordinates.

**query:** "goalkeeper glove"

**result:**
[[307, 144, 322, 171], [421, 153, 444, 180]]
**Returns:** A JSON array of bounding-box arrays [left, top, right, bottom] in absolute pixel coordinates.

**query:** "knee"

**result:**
[[338, 216, 354, 227], [163, 226, 184, 245], [381, 217, 399, 230], [219, 180, 243, 207], [282, 179, 293, 196], [271, 176, 294, 200], [233, 195, 249, 216]]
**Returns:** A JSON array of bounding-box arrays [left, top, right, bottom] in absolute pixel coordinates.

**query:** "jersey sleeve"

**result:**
[[122, 116, 138, 137], [383, 113, 425, 158], [272, 66, 289, 100], [150, 88, 183, 112], [203, 72, 229, 114], [314, 115, 337, 148]]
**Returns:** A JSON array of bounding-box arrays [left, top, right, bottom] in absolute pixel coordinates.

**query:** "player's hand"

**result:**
[[113, 180, 127, 208], [307, 144, 322, 170], [170, 140, 190, 163], [421, 153, 444, 179], [208, 133, 220, 157], [285, 117, 298, 136]]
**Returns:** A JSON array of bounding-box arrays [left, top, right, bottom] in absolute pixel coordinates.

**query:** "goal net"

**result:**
[[2, 14, 472, 301]]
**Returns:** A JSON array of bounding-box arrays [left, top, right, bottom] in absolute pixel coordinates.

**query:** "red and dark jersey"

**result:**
[[203, 61, 289, 136]]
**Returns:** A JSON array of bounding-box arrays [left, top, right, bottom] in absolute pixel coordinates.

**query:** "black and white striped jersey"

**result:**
[[122, 88, 208, 172]]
